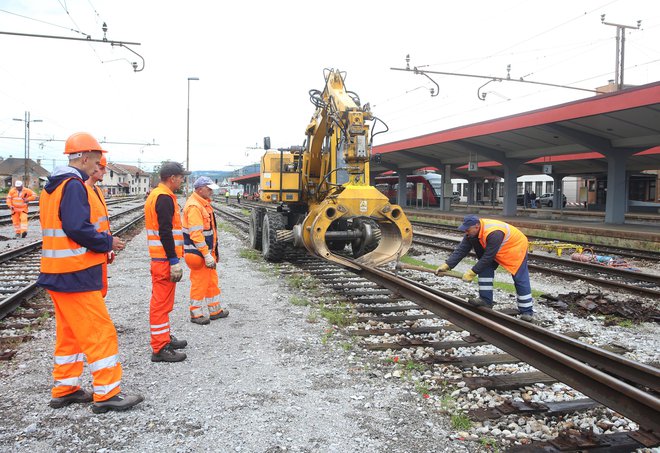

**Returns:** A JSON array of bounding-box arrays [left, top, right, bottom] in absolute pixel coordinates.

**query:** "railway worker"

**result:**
[[85, 155, 112, 297], [225, 190, 230, 204], [38, 132, 143, 413], [183, 176, 229, 325], [435, 215, 535, 322], [6, 180, 36, 238], [144, 161, 189, 363]]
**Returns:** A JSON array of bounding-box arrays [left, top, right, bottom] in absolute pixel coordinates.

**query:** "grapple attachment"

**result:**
[[294, 185, 413, 269]]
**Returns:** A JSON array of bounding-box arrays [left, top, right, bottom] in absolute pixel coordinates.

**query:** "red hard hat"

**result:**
[[64, 132, 107, 154]]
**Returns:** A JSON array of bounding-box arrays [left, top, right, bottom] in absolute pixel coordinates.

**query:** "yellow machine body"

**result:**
[[252, 69, 412, 269]]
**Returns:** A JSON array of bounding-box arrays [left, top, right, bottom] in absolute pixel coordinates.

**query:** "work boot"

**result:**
[[209, 308, 229, 320], [151, 344, 187, 363], [519, 313, 535, 322], [21, 232, 27, 238], [49, 389, 93, 409], [91, 392, 144, 414], [190, 315, 210, 325], [467, 297, 493, 308], [15, 233, 20, 238], [169, 335, 187, 349]]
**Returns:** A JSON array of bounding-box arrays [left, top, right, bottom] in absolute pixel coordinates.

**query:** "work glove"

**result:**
[[203, 253, 216, 269], [462, 269, 477, 283], [434, 263, 450, 275], [107, 251, 115, 264], [170, 263, 183, 282]]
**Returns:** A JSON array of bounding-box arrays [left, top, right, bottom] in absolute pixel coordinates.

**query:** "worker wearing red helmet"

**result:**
[[144, 161, 189, 363], [37, 132, 143, 413], [6, 179, 37, 238], [183, 176, 229, 324], [85, 155, 112, 297]]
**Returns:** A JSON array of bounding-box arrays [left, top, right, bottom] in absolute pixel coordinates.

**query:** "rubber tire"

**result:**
[[262, 212, 286, 262], [248, 209, 264, 250], [547, 201, 553, 207], [351, 217, 380, 258]]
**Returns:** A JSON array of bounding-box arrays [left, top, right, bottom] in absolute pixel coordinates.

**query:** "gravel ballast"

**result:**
[[0, 227, 470, 452]]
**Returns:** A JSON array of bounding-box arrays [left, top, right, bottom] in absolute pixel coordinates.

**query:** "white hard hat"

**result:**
[[15, 180, 23, 187]]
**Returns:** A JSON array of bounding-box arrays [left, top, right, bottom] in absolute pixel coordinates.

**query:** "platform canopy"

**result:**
[[371, 81, 660, 179]]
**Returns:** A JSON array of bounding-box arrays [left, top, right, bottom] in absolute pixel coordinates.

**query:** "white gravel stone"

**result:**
[[0, 225, 471, 452]]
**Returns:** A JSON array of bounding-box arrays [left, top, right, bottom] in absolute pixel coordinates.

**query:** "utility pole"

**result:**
[[601, 15, 641, 91], [13, 111, 42, 187]]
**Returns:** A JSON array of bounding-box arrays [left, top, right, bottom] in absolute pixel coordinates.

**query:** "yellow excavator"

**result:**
[[248, 69, 412, 269]]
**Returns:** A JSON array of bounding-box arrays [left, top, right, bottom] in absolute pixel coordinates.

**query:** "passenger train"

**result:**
[[374, 171, 570, 207]]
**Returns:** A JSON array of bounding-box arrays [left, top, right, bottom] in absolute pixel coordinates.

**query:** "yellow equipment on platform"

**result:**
[[528, 240, 584, 257], [249, 69, 413, 269]]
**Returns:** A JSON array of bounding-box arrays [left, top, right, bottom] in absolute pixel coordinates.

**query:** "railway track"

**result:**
[[0, 202, 145, 321], [212, 204, 660, 450], [0, 196, 139, 227], [411, 219, 660, 262]]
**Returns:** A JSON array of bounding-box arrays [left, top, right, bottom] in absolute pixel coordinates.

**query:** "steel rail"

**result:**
[[0, 207, 145, 320], [414, 235, 660, 298], [353, 263, 660, 436]]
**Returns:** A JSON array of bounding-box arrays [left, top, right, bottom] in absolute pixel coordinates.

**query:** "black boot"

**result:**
[[21, 232, 27, 238], [169, 335, 187, 349], [151, 344, 187, 363], [49, 389, 93, 409], [92, 392, 144, 414], [467, 297, 493, 308]]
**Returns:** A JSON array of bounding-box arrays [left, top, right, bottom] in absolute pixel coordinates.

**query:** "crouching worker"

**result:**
[[183, 177, 229, 325], [435, 215, 534, 322], [38, 132, 143, 413]]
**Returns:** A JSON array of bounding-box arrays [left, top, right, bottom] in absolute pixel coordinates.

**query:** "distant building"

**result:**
[[102, 162, 151, 196], [0, 157, 50, 190]]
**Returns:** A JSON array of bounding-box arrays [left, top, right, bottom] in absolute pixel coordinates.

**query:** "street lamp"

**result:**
[[13, 111, 42, 187], [186, 77, 200, 172]]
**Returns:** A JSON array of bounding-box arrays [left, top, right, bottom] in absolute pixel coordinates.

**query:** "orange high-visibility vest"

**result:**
[[182, 191, 217, 258], [477, 218, 528, 275], [89, 185, 110, 234], [6, 187, 36, 213], [144, 183, 184, 259], [40, 178, 107, 274]]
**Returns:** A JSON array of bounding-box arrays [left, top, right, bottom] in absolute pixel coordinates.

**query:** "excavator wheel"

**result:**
[[248, 208, 265, 250], [327, 218, 349, 251], [351, 217, 381, 258], [262, 212, 287, 262]]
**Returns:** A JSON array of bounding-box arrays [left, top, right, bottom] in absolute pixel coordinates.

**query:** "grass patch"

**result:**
[[340, 341, 353, 351], [241, 208, 251, 216], [217, 221, 239, 234], [321, 328, 334, 345], [306, 311, 319, 323], [491, 280, 545, 298], [479, 437, 499, 451], [617, 318, 633, 328], [319, 303, 355, 327], [239, 248, 262, 261], [399, 255, 437, 270], [286, 274, 318, 291], [450, 413, 473, 431], [404, 360, 426, 372], [290, 296, 310, 307], [414, 381, 431, 396]]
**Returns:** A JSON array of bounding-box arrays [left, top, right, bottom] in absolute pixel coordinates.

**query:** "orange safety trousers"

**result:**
[[149, 260, 176, 353], [101, 262, 108, 298], [185, 254, 222, 318], [48, 290, 122, 402], [11, 211, 28, 234]]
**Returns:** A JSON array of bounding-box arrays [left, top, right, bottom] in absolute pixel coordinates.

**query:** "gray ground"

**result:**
[[0, 227, 474, 453]]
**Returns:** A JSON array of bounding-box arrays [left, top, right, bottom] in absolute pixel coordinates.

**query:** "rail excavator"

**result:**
[[248, 69, 412, 269]]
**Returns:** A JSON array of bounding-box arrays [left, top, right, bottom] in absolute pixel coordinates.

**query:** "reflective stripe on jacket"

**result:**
[[40, 178, 107, 274], [90, 185, 110, 233], [182, 191, 217, 258], [6, 187, 36, 212], [144, 183, 184, 259], [477, 218, 528, 275]]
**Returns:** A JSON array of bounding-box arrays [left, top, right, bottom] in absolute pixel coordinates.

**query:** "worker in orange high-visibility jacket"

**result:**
[[436, 215, 535, 322], [6, 180, 36, 238], [183, 176, 229, 325], [37, 132, 143, 414], [85, 155, 112, 297], [144, 161, 189, 363]]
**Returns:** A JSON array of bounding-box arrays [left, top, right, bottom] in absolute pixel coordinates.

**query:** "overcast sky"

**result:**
[[1, 0, 659, 173]]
